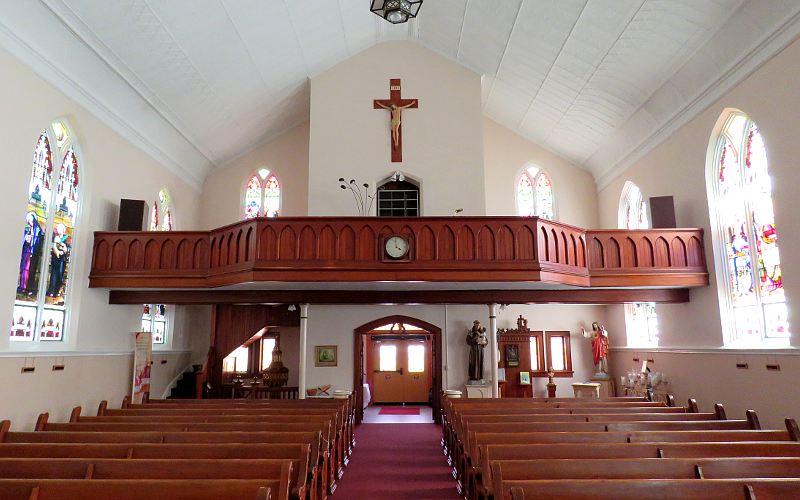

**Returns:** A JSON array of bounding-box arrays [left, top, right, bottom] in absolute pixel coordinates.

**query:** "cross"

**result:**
[[373, 78, 418, 162]]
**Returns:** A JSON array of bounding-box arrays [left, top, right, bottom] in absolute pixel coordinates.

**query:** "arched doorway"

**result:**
[[353, 315, 442, 424]]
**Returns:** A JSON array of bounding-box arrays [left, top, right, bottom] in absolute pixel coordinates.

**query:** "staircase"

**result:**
[[168, 364, 204, 399]]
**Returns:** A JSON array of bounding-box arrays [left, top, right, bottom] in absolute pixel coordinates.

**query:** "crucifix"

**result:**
[[373, 78, 418, 162]]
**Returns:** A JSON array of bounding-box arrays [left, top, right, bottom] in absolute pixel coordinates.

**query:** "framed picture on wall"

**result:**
[[519, 371, 531, 385], [505, 344, 519, 367], [315, 345, 338, 367]]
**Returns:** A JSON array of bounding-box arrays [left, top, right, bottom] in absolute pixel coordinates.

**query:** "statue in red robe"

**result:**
[[582, 322, 609, 379]]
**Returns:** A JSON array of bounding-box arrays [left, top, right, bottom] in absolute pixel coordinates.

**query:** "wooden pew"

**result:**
[[479, 458, 800, 500], [0, 479, 274, 500], [0, 458, 301, 497], [498, 477, 800, 500], [4, 429, 326, 499], [0, 443, 311, 499]]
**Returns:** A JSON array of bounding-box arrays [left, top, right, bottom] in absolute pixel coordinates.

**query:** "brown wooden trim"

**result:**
[[108, 288, 691, 305], [90, 216, 707, 290], [353, 315, 442, 424]]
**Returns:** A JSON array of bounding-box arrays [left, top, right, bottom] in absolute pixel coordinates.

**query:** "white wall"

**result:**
[[304, 304, 604, 398], [308, 41, 485, 216], [599, 36, 800, 426], [483, 118, 599, 229], [201, 123, 310, 229], [0, 44, 202, 428]]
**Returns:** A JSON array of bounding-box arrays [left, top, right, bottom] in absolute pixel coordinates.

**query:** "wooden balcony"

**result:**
[[89, 217, 708, 290]]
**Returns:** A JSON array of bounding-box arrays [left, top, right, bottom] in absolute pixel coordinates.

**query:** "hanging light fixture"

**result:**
[[371, 0, 423, 25]]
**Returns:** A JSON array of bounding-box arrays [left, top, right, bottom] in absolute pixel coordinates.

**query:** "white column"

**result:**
[[299, 304, 309, 399], [488, 303, 499, 397]]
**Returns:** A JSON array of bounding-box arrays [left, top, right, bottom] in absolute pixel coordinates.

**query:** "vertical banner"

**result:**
[[132, 331, 153, 404]]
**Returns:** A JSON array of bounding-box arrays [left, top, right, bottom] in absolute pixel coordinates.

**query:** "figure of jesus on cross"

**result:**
[[374, 79, 418, 162]]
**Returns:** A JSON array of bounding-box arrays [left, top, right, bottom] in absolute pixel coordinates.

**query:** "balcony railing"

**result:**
[[89, 217, 707, 289]]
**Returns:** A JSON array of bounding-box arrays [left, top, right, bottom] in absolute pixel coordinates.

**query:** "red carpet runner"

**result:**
[[378, 407, 421, 416], [332, 423, 461, 499]]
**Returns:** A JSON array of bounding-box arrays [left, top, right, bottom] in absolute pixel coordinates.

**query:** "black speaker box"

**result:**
[[649, 196, 676, 228], [118, 199, 147, 231]]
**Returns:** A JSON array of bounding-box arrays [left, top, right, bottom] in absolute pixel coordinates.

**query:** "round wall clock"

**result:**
[[384, 235, 410, 259]]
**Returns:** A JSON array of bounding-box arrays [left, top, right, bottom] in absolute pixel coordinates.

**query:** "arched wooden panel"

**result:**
[[127, 239, 144, 270], [111, 239, 128, 270], [438, 226, 456, 261], [244, 227, 254, 262], [570, 234, 578, 267], [259, 227, 278, 261], [160, 239, 176, 269], [622, 237, 638, 268], [193, 239, 209, 269], [357, 226, 376, 261], [278, 226, 297, 260], [219, 233, 232, 267], [687, 236, 704, 266], [477, 226, 495, 260], [549, 229, 559, 263], [560, 232, 570, 265], [209, 237, 219, 268], [457, 226, 475, 260], [671, 237, 688, 267], [144, 239, 160, 270], [339, 226, 356, 260], [654, 237, 671, 267], [516, 226, 536, 261], [639, 237, 654, 268], [496, 225, 514, 260], [319, 225, 337, 260], [589, 238, 604, 268], [417, 225, 436, 260], [176, 239, 193, 269], [229, 231, 241, 264], [299, 226, 317, 260], [606, 238, 621, 268], [539, 227, 549, 261], [236, 230, 246, 264], [94, 240, 110, 270], [578, 236, 586, 267]]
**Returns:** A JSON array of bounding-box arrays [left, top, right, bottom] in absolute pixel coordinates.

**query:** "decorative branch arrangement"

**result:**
[[338, 178, 376, 216]]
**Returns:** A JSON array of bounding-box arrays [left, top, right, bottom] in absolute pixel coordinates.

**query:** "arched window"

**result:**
[[516, 166, 555, 220], [619, 181, 659, 347], [10, 122, 81, 342], [141, 188, 173, 344], [708, 111, 786, 345], [243, 168, 281, 219]]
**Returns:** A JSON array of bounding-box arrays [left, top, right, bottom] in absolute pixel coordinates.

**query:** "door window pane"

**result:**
[[407, 344, 425, 373], [379, 344, 397, 371]]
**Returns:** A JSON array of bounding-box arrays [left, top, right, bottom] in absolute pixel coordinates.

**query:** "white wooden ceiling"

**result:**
[[2, 0, 800, 189]]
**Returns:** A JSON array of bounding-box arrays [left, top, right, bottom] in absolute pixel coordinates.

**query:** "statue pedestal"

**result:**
[[464, 384, 491, 398], [590, 377, 615, 398]]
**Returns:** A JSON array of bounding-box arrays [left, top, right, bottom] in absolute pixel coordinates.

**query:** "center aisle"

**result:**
[[332, 423, 461, 500]]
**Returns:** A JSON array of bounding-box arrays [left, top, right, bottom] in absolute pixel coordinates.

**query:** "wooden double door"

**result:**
[[372, 338, 431, 404]]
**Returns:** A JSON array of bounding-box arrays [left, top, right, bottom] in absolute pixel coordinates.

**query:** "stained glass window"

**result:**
[[243, 169, 280, 220], [619, 181, 659, 347], [141, 189, 173, 344], [516, 166, 555, 219], [710, 112, 786, 344], [11, 123, 80, 342]]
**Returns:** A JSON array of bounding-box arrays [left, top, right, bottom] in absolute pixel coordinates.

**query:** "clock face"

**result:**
[[385, 235, 409, 259]]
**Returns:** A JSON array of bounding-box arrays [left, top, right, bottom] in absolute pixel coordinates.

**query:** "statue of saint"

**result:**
[[581, 321, 610, 379], [376, 100, 417, 147], [466, 320, 488, 382]]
